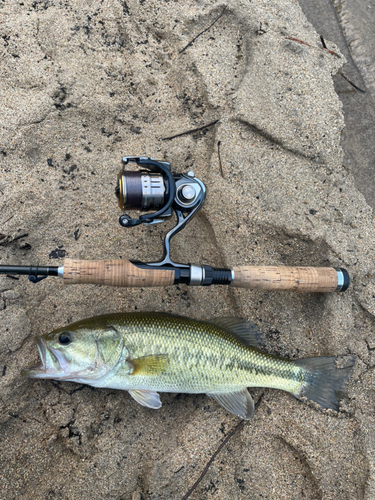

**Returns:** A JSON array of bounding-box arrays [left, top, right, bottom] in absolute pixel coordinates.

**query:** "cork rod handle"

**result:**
[[231, 266, 347, 293], [62, 260, 348, 292], [63, 258, 175, 287]]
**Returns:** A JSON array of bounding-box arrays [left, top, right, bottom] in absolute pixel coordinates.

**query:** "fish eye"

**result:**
[[58, 332, 72, 345]]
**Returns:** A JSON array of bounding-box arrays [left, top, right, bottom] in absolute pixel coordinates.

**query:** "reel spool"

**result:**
[[116, 170, 165, 212], [116, 156, 205, 226]]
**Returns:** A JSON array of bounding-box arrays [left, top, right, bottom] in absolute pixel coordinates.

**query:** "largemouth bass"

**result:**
[[24, 313, 354, 419]]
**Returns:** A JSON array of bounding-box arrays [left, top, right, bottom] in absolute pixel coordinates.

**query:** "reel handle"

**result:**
[[231, 266, 347, 293], [62, 259, 348, 292]]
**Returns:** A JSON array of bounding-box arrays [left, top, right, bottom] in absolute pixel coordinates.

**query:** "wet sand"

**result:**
[[298, 0, 375, 208], [1, 1, 374, 499]]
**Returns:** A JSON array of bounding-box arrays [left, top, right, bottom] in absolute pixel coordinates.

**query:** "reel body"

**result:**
[[116, 156, 207, 268]]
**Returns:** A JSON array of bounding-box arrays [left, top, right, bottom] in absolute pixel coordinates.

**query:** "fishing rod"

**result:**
[[0, 156, 349, 293]]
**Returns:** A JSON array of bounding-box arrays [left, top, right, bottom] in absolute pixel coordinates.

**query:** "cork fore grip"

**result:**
[[63, 258, 175, 287], [231, 266, 339, 292]]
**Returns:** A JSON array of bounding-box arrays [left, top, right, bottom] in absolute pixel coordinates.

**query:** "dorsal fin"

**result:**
[[207, 317, 262, 347]]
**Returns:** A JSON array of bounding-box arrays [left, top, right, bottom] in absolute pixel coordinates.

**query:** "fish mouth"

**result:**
[[22, 337, 63, 379]]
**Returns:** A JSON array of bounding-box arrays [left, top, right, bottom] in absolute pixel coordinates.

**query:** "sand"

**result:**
[[1, 0, 374, 499]]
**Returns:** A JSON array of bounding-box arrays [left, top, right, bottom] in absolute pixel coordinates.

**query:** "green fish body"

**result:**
[[24, 313, 354, 419]]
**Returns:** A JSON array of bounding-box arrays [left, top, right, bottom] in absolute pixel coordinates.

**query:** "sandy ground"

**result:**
[[1, 1, 374, 499], [298, 0, 375, 209]]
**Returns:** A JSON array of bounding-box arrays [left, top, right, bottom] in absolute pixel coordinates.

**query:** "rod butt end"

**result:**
[[335, 268, 350, 292]]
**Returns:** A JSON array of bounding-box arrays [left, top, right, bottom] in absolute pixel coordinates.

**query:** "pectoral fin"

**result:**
[[129, 354, 169, 376], [207, 388, 254, 420], [129, 389, 162, 409]]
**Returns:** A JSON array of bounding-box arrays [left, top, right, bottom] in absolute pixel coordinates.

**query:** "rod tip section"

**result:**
[[335, 268, 350, 292]]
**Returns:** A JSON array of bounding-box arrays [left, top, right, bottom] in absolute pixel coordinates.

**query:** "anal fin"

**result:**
[[129, 389, 162, 409], [207, 388, 254, 420]]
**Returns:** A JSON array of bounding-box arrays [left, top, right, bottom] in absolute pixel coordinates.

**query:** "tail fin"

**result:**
[[294, 356, 355, 411]]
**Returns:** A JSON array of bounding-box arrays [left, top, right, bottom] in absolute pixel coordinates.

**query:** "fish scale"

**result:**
[[24, 312, 355, 420]]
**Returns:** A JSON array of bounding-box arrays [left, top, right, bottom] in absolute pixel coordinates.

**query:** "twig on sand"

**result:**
[[179, 6, 228, 54], [7, 233, 28, 244], [1, 215, 13, 225], [340, 73, 366, 94], [0, 232, 28, 247], [181, 393, 265, 500], [292, 35, 364, 92], [217, 141, 224, 178], [285, 36, 340, 57], [161, 120, 219, 141]]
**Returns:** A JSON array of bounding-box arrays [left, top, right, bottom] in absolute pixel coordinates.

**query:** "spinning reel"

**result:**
[[115, 156, 206, 268]]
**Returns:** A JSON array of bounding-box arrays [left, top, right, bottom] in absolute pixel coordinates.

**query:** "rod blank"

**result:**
[[0, 265, 58, 276]]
